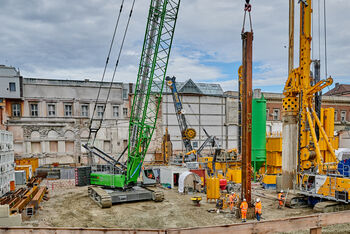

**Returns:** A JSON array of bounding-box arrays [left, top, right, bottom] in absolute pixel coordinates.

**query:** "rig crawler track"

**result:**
[[88, 186, 164, 208]]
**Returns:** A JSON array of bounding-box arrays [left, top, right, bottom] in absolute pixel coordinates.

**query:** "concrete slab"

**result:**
[[0, 205, 9, 218], [0, 214, 21, 226]]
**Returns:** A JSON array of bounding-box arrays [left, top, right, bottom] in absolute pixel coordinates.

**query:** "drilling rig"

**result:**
[[283, 0, 350, 211]]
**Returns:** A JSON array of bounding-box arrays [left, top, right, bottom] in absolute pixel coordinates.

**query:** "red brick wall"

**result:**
[[323, 104, 350, 122], [265, 100, 350, 122], [266, 102, 282, 121]]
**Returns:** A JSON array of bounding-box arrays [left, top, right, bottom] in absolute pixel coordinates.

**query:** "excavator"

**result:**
[[84, 0, 181, 208], [283, 0, 350, 211]]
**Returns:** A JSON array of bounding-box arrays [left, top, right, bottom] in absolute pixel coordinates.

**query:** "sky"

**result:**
[[0, 0, 349, 93]]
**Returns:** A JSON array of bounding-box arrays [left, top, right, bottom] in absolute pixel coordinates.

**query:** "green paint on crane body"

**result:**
[[90, 173, 126, 188]]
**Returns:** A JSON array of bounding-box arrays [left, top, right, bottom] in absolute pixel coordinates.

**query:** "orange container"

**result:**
[[10, 181, 15, 191], [15, 157, 39, 173]]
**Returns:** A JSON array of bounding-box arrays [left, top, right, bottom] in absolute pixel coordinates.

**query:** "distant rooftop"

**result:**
[[0, 65, 20, 77], [324, 83, 350, 96], [162, 79, 224, 96], [23, 77, 124, 88]]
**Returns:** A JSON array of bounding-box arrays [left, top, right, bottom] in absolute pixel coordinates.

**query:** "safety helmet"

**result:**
[[256, 198, 260, 202], [281, 190, 284, 193], [231, 192, 234, 194], [243, 198, 246, 201]]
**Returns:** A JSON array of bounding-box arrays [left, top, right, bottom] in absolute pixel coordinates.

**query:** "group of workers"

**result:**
[[231, 190, 286, 222]]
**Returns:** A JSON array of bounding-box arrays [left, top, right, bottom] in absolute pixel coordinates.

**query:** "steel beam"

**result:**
[[241, 31, 253, 203]]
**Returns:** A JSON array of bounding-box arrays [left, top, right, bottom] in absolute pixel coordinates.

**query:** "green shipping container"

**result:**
[[252, 94, 266, 177]]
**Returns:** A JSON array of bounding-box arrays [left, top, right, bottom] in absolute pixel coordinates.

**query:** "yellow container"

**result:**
[[266, 166, 281, 174], [15, 158, 39, 173], [266, 151, 282, 167], [266, 137, 282, 152], [262, 175, 276, 185], [206, 177, 220, 201], [227, 168, 241, 183]]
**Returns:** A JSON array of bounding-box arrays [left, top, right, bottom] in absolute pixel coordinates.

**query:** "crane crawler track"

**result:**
[[151, 190, 164, 202], [88, 186, 112, 208]]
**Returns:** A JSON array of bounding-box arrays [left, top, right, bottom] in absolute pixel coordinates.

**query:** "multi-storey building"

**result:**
[[1, 65, 349, 165], [1, 66, 132, 164]]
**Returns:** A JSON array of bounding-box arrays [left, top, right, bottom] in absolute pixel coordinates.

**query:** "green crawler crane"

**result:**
[[85, 0, 181, 208]]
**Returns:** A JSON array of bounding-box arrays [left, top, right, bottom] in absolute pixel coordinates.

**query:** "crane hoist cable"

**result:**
[[88, 0, 136, 145], [88, 0, 125, 143], [242, 0, 253, 33], [95, 0, 136, 140]]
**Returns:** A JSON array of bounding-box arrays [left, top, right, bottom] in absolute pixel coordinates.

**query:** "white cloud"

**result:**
[[167, 54, 226, 82]]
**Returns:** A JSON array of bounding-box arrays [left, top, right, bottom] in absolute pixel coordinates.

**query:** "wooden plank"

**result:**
[[310, 227, 322, 234], [168, 210, 350, 234]]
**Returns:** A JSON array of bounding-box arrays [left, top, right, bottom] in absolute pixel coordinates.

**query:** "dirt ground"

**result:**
[[22, 184, 327, 230]]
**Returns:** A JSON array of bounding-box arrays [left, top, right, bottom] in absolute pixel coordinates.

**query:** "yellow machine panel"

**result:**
[[206, 177, 220, 201], [314, 175, 350, 201]]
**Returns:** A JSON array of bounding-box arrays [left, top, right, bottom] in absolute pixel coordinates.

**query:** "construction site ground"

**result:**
[[20, 183, 350, 232]]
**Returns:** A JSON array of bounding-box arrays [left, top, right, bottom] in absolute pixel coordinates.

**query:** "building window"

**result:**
[[64, 103, 73, 116], [113, 105, 119, 118], [30, 103, 39, 117], [11, 103, 21, 117], [266, 109, 269, 120], [9, 82, 16, 92], [122, 88, 128, 99], [97, 105, 104, 118], [81, 104, 89, 117], [334, 111, 338, 121], [31, 142, 41, 153], [273, 109, 280, 121], [47, 104, 56, 117], [341, 111, 347, 122], [123, 107, 128, 117], [49, 141, 58, 153], [65, 141, 74, 153]]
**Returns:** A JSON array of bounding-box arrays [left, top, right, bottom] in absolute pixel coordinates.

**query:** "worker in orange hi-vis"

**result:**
[[240, 198, 248, 222], [278, 190, 285, 209], [255, 198, 262, 221], [229, 192, 236, 213]]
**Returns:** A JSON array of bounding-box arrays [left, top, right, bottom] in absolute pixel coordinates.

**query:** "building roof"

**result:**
[[0, 65, 20, 77], [324, 83, 350, 96], [23, 77, 124, 88], [163, 79, 224, 96]]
